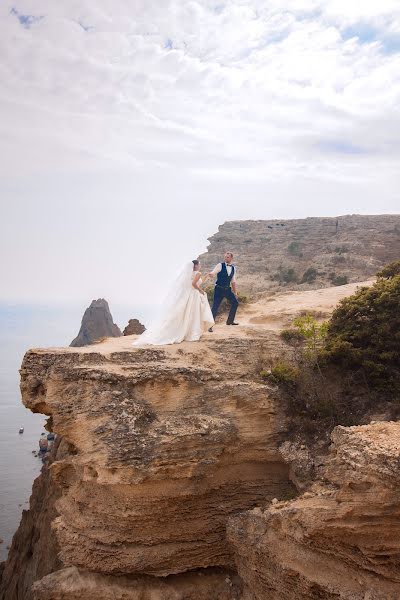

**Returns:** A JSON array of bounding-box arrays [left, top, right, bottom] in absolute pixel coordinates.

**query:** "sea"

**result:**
[[0, 301, 152, 562]]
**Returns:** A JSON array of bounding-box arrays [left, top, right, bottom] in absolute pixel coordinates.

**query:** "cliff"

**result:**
[[199, 214, 400, 294], [1, 276, 400, 598], [228, 421, 400, 599], [1, 310, 295, 599]]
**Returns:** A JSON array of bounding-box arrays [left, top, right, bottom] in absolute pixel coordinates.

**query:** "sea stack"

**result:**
[[70, 299, 122, 347]]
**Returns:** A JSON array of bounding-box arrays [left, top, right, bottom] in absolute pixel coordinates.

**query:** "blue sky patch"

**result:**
[[10, 7, 43, 28], [342, 22, 400, 54], [318, 140, 367, 155]]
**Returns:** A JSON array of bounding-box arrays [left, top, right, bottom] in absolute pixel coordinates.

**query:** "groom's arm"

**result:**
[[208, 263, 221, 278]]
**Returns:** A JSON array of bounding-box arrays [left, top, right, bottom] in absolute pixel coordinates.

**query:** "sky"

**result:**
[[1, 0, 399, 312]]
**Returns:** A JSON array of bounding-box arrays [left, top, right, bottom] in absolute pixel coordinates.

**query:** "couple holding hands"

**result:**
[[133, 252, 239, 346]]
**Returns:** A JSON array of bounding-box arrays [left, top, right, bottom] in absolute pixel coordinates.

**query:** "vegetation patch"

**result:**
[[264, 261, 400, 442], [288, 241, 303, 256], [329, 272, 348, 286], [301, 267, 318, 284], [272, 266, 297, 284]]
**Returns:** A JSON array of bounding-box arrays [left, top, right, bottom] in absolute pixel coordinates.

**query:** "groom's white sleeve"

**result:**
[[210, 263, 222, 275], [210, 263, 236, 283]]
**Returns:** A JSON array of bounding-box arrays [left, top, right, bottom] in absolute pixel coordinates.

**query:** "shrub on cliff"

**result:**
[[301, 267, 317, 283], [328, 273, 348, 286], [322, 269, 400, 394], [272, 266, 297, 284], [376, 260, 400, 279], [269, 265, 400, 441]]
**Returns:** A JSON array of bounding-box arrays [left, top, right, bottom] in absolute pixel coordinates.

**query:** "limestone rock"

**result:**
[[199, 214, 400, 295], [70, 299, 121, 347], [228, 421, 400, 599], [3, 268, 400, 600], [31, 566, 243, 600], [123, 319, 146, 336], [1, 332, 294, 598]]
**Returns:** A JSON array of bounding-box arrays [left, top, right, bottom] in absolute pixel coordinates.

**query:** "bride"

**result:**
[[132, 260, 214, 346]]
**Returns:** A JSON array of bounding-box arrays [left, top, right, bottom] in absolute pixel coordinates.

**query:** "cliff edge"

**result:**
[[1, 279, 400, 599]]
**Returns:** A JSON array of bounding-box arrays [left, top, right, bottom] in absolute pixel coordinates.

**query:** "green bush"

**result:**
[[329, 273, 348, 286], [323, 273, 400, 394], [261, 362, 299, 389], [280, 329, 305, 344], [301, 267, 318, 283], [264, 262, 400, 445], [272, 266, 297, 284], [377, 260, 400, 279]]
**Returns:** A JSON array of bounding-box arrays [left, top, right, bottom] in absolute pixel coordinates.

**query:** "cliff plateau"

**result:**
[[1, 277, 400, 599], [199, 214, 400, 294]]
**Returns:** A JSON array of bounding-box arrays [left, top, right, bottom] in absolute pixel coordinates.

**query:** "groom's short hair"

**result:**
[[225, 251, 234, 258]]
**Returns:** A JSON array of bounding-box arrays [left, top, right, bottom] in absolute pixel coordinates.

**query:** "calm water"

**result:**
[[0, 301, 151, 561]]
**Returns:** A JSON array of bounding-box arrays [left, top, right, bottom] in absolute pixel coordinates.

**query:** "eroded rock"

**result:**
[[228, 421, 400, 599], [70, 299, 121, 347], [123, 319, 146, 336]]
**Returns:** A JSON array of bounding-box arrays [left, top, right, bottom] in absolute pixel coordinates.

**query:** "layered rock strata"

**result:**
[[1, 332, 294, 599], [228, 421, 400, 599]]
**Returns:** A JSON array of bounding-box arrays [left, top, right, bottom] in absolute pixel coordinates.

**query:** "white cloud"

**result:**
[[0, 1, 399, 307]]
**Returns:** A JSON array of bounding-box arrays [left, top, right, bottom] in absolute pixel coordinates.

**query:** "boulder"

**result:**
[[123, 319, 146, 336]]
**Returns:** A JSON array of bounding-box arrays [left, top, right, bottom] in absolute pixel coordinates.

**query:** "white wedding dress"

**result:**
[[132, 262, 214, 346]]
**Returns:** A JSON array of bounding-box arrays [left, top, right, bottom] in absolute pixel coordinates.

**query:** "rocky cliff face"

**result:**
[[3, 322, 400, 599], [1, 329, 294, 599], [70, 299, 121, 347], [228, 421, 400, 599], [2, 222, 400, 599], [199, 214, 400, 294]]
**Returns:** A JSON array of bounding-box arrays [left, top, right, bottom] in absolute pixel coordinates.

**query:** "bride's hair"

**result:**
[[192, 260, 199, 268]]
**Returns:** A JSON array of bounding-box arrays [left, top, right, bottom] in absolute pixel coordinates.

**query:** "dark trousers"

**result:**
[[211, 285, 239, 324]]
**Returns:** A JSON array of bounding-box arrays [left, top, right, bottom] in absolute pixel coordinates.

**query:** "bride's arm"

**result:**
[[192, 272, 205, 294]]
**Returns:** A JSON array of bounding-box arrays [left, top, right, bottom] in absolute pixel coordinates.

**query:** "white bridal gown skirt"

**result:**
[[133, 289, 214, 346]]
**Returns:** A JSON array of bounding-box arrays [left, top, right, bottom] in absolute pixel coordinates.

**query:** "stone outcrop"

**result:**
[[70, 299, 121, 347], [2, 213, 400, 599], [1, 331, 294, 599], [123, 319, 146, 336], [228, 421, 400, 599], [199, 214, 400, 294]]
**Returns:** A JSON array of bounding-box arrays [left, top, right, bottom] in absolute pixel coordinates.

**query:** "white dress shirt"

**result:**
[[210, 262, 236, 283]]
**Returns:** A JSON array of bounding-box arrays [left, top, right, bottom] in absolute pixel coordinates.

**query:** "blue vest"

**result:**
[[216, 262, 235, 288]]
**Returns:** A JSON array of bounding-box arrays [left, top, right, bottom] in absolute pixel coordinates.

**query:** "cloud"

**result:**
[[10, 7, 44, 28], [0, 1, 399, 305]]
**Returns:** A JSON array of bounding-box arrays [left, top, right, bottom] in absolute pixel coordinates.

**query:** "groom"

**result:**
[[208, 252, 239, 331]]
